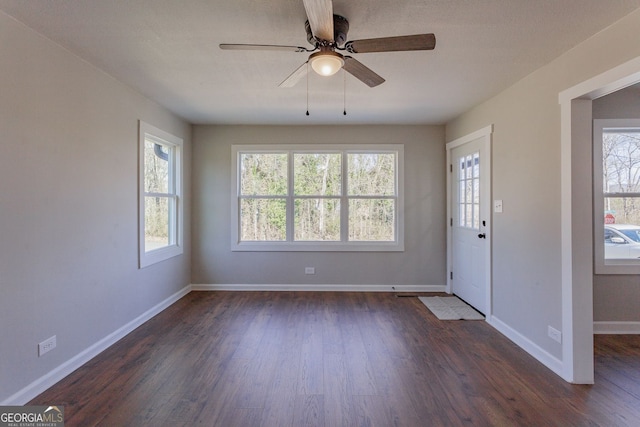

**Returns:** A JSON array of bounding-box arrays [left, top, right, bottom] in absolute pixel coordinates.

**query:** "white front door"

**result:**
[[448, 128, 491, 315]]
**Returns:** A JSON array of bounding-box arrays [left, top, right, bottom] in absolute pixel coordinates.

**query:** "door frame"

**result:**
[[446, 125, 493, 318], [559, 55, 640, 384]]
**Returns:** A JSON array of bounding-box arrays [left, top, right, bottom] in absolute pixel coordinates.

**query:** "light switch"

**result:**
[[494, 200, 503, 213]]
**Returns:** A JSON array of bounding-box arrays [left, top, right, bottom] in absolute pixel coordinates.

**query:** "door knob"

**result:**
[[477, 233, 486, 239]]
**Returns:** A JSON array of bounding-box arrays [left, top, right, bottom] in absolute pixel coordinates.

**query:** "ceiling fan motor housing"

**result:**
[[305, 14, 349, 46]]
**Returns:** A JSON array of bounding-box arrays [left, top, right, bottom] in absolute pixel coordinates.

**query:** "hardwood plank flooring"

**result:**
[[29, 291, 640, 426]]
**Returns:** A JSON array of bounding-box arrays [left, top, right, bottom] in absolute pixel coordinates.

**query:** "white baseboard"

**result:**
[[191, 283, 446, 292], [487, 315, 564, 379], [594, 321, 640, 334], [1, 285, 191, 406]]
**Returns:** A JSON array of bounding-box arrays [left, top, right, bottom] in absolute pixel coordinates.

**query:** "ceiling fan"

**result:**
[[220, 0, 436, 88]]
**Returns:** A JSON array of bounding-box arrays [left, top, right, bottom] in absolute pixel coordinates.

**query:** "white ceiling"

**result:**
[[2, 0, 640, 125]]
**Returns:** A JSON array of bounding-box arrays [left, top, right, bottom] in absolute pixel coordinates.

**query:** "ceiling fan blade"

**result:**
[[343, 56, 385, 88], [303, 0, 334, 42], [346, 34, 436, 53], [220, 43, 307, 52], [279, 62, 309, 88]]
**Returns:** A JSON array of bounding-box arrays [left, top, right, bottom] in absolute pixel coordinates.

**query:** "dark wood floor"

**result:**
[[30, 292, 640, 426]]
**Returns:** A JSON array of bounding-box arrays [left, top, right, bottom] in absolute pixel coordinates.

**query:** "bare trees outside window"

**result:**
[[139, 121, 183, 268], [233, 145, 403, 251], [594, 119, 640, 272], [602, 130, 640, 225]]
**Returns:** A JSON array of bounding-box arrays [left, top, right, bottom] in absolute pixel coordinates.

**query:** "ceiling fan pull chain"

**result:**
[[306, 61, 310, 116], [343, 68, 347, 116]]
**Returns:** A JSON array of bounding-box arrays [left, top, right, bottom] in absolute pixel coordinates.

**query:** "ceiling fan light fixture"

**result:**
[[309, 51, 344, 76]]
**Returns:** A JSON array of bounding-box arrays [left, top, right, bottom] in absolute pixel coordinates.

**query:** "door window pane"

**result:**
[[457, 151, 480, 230]]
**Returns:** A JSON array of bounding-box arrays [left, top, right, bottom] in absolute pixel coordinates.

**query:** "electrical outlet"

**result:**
[[305, 267, 315, 275], [38, 335, 56, 357], [548, 326, 562, 343]]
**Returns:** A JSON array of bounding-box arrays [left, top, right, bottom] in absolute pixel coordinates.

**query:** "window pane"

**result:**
[[294, 199, 340, 241], [473, 203, 480, 229], [604, 197, 640, 225], [349, 199, 395, 241], [348, 153, 395, 196], [466, 180, 473, 203], [602, 131, 640, 193], [240, 153, 287, 195], [603, 197, 640, 260], [473, 179, 480, 203], [145, 196, 170, 251], [466, 204, 473, 229], [294, 153, 341, 195], [473, 153, 480, 178], [240, 198, 286, 241], [144, 139, 170, 193]]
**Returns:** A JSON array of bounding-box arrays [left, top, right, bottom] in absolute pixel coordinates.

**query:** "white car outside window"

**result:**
[[604, 224, 640, 259]]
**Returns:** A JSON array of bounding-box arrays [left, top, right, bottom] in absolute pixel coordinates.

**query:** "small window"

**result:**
[[232, 145, 404, 251], [139, 121, 183, 268], [457, 152, 480, 230], [594, 119, 640, 273]]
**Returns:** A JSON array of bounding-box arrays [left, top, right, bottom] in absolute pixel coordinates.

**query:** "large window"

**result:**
[[232, 145, 404, 251], [594, 119, 640, 273], [139, 121, 183, 267]]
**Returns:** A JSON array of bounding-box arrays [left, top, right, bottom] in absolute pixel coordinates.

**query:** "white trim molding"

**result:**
[[559, 55, 640, 384], [488, 315, 564, 378], [594, 321, 640, 334], [191, 283, 446, 293], [1, 285, 191, 406]]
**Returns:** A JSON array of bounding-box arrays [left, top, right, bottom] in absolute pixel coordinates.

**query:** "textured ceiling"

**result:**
[[1, 0, 640, 125]]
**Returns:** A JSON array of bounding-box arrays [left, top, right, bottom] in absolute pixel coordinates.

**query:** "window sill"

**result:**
[[595, 259, 640, 275], [231, 242, 404, 252], [139, 245, 183, 268]]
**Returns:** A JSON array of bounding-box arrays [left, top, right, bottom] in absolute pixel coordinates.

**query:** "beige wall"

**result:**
[[446, 9, 640, 360], [191, 125, 446, 288], [0, 11, 191, 402]]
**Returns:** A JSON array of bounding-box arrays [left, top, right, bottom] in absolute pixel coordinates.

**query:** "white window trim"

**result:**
[[231, 144, 404, 252], [139, 121, 183, 268], [593, 118, 640, 274]]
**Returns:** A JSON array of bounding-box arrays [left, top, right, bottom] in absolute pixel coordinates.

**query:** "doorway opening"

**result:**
[[560, 56, 640, 384]]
